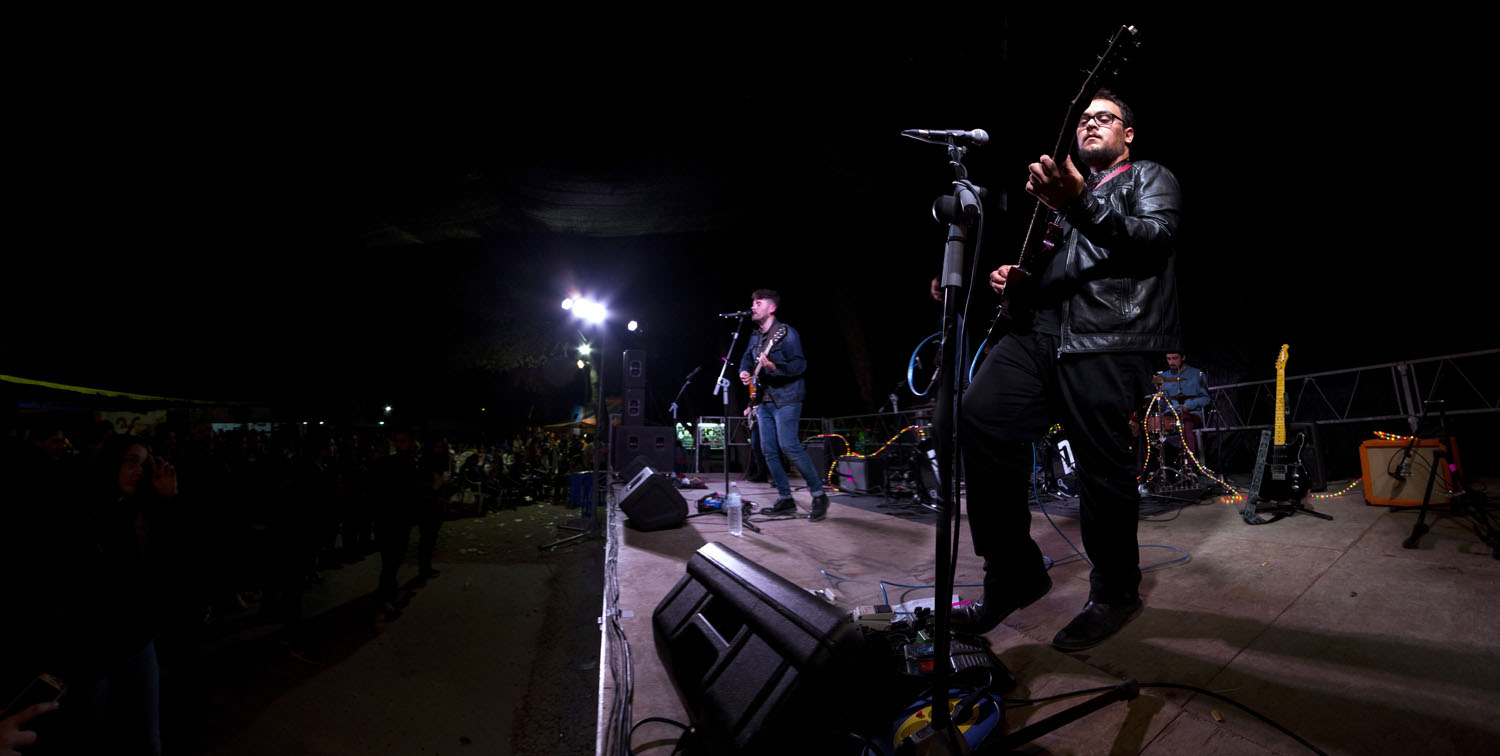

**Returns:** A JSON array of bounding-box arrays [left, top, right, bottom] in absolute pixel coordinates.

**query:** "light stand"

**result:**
[[542, 300, 612, 552]]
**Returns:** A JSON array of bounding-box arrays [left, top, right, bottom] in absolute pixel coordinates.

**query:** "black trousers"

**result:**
[[960, 330, 1153, 604]]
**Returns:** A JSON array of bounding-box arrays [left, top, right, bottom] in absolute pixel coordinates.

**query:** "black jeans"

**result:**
[[960, 330, 1153, 604]]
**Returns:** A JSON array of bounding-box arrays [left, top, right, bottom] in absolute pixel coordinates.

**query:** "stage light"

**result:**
[[572, 298, 606, 325], [578, 343, 592, 356], [378, 421, 385, 426], [577, 359, 586, 369], [383, 405, 393, 416], [561, 297, 574, 311], [627, 320, 639, 332]]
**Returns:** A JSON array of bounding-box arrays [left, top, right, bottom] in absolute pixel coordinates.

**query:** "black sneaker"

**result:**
[[766, 497, 797, 515], [808, 494, 829, 522]]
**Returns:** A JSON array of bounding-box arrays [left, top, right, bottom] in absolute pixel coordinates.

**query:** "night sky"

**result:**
[[5, 14, 1484, 434]]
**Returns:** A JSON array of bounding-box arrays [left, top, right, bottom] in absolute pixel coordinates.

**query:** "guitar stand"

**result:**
[[1252, 497, 1333, 523], [1401, 400, 1499, 555]]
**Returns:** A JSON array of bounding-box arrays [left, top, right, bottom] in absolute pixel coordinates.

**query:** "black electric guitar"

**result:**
[[744, 324, 788, 430], [986, 24, 1139, 343], [1255, 344, 1309, 503]]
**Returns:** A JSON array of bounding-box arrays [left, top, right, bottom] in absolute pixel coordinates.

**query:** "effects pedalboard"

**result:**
[[860, 606, 1014, 687]]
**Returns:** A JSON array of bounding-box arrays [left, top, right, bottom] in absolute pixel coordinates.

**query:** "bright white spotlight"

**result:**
[[627, 320, 639, 332], [561, 297, 574, 311], [577, 359, 586, 369], [574, 298, 607, 325], [578, 343, 592, 356]]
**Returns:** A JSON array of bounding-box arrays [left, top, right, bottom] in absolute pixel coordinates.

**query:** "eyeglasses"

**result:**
[[1078, 112, 1124, 129]]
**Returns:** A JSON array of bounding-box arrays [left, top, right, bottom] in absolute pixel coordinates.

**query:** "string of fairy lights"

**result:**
[[803, 419, 1413, 502], [1138, 393, 1245, 502], [810, 426, 928, 491]]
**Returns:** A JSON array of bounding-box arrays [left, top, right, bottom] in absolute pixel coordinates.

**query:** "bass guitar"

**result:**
[[1255, 344, 1309, 503], [985, 24, 1139, 344], [745, 324, 788, 430]]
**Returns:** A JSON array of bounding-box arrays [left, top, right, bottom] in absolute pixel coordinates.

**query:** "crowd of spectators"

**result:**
[[1, 407, 593, 754]]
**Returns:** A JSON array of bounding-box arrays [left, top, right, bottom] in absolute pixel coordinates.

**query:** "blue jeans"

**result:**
[[757, 401, 824, 498]]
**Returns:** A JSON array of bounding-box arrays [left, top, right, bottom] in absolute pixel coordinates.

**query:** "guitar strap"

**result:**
[[1090, 162, 1132, 191]]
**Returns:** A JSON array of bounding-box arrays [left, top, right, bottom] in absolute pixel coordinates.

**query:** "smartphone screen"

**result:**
[[3, 673, 66, 720]]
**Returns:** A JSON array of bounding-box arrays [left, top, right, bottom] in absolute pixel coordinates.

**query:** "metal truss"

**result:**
[[1204, 348, 1500, 433]]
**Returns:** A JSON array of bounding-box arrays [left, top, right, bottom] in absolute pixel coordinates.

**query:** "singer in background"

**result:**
[[738, 289, 830, 522], [956, 89, 1184, 651], [1162, 352, 1209, 454]]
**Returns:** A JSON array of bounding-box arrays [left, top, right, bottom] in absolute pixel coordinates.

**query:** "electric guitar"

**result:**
[[744, 324, 788, 430], [1256, 344, 1309, 503], [986, 24, 1139, 344]]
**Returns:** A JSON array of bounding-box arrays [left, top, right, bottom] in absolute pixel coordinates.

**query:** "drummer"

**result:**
[[1160, 352, 1210, 454]]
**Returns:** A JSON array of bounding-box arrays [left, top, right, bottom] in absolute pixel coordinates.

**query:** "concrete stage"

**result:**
[[599, 475, 1500, 755]]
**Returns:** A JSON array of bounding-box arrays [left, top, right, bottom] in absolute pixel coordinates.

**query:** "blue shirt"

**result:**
[[1162, 363, 1209, 417]]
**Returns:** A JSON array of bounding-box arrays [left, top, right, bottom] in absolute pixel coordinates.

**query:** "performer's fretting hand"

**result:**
[[1025, 153, 1086, 211], [757, 354, 775, 373]]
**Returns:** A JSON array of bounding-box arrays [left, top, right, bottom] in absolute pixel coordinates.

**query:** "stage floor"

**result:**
[[597, 475, 1500, 755]]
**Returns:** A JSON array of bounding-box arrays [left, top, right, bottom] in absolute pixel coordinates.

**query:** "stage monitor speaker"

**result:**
[[1360, 438, 1462, 507], [833, 457, 883, 494], [653, 542, 880, 755], [613, 425, 674, 473], [623, 349, 647, 388], [619, 466, 686, 530], [623, 387, 647, 423], [621, 454, 651, 482]]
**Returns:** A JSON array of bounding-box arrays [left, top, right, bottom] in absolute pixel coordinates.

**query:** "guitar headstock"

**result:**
[[1275, 344, 1289, 371], [1078, 26, 1140, 95], [1056, 24, 1142, 157]]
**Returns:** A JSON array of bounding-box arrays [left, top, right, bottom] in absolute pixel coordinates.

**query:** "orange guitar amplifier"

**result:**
[[1358, 438, 1462, 507]]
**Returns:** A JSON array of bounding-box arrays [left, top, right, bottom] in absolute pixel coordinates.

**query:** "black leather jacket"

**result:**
[[1035, 159, 1183, 354]]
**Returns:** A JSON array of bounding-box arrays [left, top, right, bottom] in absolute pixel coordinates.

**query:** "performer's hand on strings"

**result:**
[[1025, 153, 1085, 211]]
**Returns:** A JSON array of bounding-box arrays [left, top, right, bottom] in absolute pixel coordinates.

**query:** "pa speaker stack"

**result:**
[[653, 542, 882, 754], [612, 349, 675, 474]]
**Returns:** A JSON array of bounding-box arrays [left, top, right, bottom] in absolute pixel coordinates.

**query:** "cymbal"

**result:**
[[1151, 374, 1184, 385]]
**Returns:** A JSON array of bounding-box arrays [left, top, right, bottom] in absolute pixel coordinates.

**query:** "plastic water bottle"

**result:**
[[726, 482, 743, 536]]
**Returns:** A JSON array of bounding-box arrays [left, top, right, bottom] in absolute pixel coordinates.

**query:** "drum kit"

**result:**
[[1137, 374, 1203, 494]]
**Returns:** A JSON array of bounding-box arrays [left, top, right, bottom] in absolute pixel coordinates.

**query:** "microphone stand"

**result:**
[[712, 313, 751, 512], [669, 366, 701, 426], [913, 135, 989, 754]]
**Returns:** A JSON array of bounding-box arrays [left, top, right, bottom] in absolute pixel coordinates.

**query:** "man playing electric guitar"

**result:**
[[957, 90, 1184, 651], [738, 289, 831, 521]]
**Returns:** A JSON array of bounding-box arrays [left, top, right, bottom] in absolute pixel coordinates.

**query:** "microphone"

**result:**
[[720, 310, 751, 318], [902, 128, 989, 146]]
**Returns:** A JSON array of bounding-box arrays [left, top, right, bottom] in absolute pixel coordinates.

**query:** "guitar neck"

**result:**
[[1273, 345, 1289, 446]]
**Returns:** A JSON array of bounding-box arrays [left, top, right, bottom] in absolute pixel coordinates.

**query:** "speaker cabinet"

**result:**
[[623, 349, 648, 388], [619, 466, 686, 530], [1359, 438, 1462, 506], [1287, 422, 1327, 492], [805, 436, 843, 489], [833, 457, 883, 494], [653, 542, 879, 754], [613, 425, 675, 473], [623, 388, 648, 424], [621, 454, 652, 483]]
